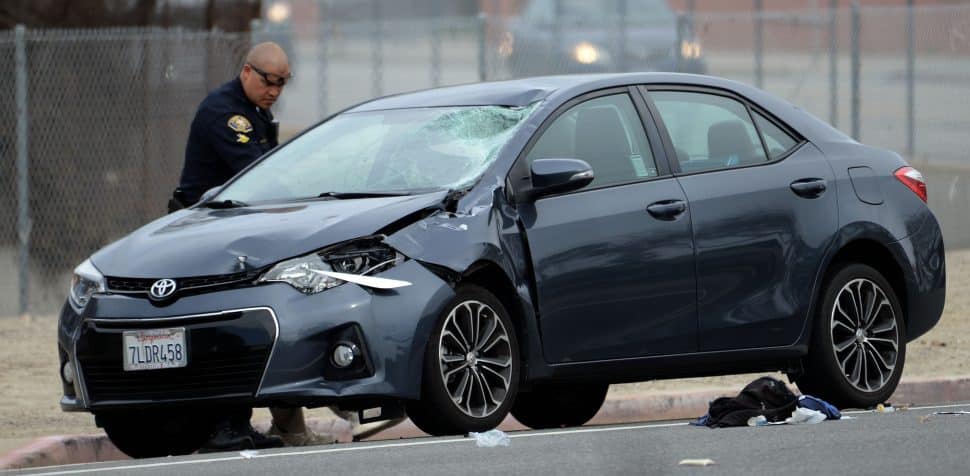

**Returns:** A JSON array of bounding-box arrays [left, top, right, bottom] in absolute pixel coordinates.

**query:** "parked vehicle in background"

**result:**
[[499, 0, 705, 77], [59, 72, 943, 457]]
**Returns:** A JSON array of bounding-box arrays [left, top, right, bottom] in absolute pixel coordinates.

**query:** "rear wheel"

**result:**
[[795, 263, 906, 409], [407, 285, 520, 436], [99, 409, 215, 458], [511, 382, 608, 430]]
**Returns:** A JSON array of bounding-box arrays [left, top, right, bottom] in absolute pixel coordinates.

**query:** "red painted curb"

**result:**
[[4, 376, 969, 470], [0, 434, 127, 470]]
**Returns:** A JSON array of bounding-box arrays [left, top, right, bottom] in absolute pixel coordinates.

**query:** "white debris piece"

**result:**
[[239, 450, 259, 459], [678, 458, 716, 467], [785, 407, 827, 425], [469, 429, 510, 447]]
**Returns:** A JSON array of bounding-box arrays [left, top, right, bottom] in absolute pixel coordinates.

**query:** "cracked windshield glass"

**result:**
[[218, 103, 539, 203]]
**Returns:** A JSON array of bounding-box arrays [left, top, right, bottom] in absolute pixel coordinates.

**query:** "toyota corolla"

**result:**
[[58, 73, 945, 457]]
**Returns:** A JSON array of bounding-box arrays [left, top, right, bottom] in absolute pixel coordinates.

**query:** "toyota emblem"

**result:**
[[149, 278, 177, 300]]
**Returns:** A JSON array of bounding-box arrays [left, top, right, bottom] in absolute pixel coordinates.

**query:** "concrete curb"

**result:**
[[5, 375, 970, 470]]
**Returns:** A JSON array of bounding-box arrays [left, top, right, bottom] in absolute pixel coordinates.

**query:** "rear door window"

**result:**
[[752, 110, 799, 159], [648, 91, 768, 174]]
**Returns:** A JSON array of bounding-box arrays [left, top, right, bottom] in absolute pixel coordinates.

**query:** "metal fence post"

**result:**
[[906, 0, 915, 157], [828, 0, 838, 127], [15, 24, 30, 318], [617, 0, 628, 72], [675, 13, 686, 73], [477, 11, 487, 81], [371, 0, 384, 97], [249, 19, 261, 47], [754, 0, 764, 89], [318, 10, 330, 117], [850, 0, 861, 140], [431, 0, 442, 87]]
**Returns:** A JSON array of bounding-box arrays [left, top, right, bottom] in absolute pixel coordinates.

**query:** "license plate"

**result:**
[[122, 328, 187, 371]]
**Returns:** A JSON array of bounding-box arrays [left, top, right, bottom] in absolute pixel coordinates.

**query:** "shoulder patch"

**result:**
[[227, 115, 253, 133]]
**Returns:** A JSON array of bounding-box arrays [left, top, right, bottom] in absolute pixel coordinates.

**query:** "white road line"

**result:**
[[18, 402, 970, 476]]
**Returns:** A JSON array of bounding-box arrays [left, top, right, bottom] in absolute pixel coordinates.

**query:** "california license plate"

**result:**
[[122, 328, 187, 371]]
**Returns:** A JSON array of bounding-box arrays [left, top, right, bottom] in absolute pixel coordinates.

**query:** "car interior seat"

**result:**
[[707, 120, 766, 168], [574, 107, 634, 185]]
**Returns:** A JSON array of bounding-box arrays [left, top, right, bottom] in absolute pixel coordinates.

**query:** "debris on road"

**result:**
[[469, 429, 510, 447], [785, 407, 827, 425], [678, 458, 716, 467], [919, 410, 970, 423], [239, 450, 259, 459]]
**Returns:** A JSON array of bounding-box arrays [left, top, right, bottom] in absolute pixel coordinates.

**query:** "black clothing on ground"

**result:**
[[703, 376, 799, 428], [173, 77, 279, 208]]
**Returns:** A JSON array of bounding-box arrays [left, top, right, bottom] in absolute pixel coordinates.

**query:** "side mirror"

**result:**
[[530, 158, 594, 198], [198, 186, 223, 205]]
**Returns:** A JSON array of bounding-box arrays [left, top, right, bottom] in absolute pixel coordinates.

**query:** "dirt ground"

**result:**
[[2, 250, 968, 455]]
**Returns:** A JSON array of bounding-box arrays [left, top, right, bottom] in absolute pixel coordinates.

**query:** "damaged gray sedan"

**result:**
[[59, 73, 945, 457]]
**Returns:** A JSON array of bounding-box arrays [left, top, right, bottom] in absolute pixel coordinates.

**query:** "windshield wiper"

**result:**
[[317, 191, 411, 199], [200, 199, 249, 209]]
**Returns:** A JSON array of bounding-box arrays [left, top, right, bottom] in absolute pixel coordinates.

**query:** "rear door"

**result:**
[[640, 86, 838, 351], [514, 87, 698, 363]]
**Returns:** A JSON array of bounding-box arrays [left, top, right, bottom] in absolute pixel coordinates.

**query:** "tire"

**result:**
[[511, 382, 608, 430], [99, 409, 215, 458], [795, 263, 906, 409], [407, 285, 520, 436]]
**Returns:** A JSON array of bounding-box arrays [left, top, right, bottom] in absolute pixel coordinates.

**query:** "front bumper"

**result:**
[[58, 260, 454, 412]]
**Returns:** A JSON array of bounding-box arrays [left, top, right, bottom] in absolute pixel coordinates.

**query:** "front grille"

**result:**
[[106, 270, 260, 297], [82, 353, 268, 401], [76, 309, 275, 404]]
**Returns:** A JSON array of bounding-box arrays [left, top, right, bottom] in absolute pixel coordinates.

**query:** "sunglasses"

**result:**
[[247, 63, 291, 87]]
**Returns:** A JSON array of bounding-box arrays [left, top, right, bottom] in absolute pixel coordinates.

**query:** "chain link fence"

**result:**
[[0, 28, 250, 316], [3, 2, 970, 316]]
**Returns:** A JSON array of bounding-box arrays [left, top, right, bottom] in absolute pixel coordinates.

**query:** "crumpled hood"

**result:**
[[91, 191, 448, 278]]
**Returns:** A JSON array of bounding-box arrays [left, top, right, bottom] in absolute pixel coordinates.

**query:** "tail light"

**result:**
[[894, 166, 927, 203]]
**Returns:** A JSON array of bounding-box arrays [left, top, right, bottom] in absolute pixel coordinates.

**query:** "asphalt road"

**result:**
[[15, 402, 970, 476]]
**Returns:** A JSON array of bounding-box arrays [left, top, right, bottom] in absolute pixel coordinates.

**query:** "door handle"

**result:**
[[646, 200, 687, 220], [790, 178, 827, 198]]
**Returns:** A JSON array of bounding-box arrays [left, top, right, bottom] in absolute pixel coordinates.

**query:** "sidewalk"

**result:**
[[3, 375, 969, 471]]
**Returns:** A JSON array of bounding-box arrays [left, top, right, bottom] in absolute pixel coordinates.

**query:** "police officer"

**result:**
[[169, 42, 288, 212], [170, 42, 335, 451]]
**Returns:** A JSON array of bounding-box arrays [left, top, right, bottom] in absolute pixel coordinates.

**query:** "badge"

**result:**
[[227, 115, 253, 133], [236, 133, 250, 144]]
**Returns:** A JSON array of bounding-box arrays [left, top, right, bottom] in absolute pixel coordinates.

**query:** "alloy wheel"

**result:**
[[437, 299, 513, 418], [829, 278, 900, 392]]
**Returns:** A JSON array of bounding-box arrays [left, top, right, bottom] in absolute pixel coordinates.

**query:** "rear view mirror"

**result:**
[[530, 158, 594, 198]]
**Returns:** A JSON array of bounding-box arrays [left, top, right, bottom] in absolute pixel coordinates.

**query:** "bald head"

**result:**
[[239, 42, 291, 109], [245, 42, 289, 71]]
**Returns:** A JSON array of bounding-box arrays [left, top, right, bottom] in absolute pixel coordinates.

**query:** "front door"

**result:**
[[516, 90, 697, 363]]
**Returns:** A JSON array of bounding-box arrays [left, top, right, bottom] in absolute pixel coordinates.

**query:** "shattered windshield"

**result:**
[[217, 103, 539, 203]]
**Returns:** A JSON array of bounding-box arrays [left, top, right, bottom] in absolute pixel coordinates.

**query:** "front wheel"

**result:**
[[795, 263, 906, 409], [407, 285, 520, 436], [99, 409, 215, 458]]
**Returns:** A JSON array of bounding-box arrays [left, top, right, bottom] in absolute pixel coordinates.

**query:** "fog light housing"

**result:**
[[332, 343, 358, 368], [61, 360, 75, 385]]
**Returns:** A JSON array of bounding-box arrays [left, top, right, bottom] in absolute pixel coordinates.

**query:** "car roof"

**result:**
[[346, 73, 852, 144]]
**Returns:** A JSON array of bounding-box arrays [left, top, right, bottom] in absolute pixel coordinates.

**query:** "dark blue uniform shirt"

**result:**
[[176, 78, 278, 204]]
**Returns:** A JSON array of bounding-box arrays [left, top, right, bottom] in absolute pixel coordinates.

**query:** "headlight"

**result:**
[[69, 259, 106, 311], [267, 2, 291, 24], [257, 238, 410, 294], [680, 40, 702, 59], [573, 42, 605, 65]]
